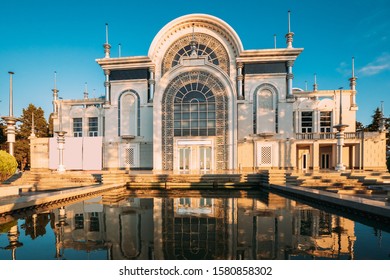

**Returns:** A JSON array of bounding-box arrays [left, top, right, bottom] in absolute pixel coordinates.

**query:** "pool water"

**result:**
[[0, 190, 389, 260]]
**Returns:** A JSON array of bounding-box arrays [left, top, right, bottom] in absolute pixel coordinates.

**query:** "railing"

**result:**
[[295, 132, 362, 140]]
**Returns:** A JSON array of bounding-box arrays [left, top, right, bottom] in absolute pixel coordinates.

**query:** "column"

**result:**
[[313, 141, 319, 171], [104, 69, 111, 103], [286, 60, 294, 99], [237, 62, 244, 100], [148, 66, 155, 102]]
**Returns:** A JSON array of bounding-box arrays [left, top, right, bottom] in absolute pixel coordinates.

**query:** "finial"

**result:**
[[103, 23, 111, 58], [285, 10, 294, 48], [274, 34, 277, 49], [313, 73, 318, 91], [105, 23, 109, 44], [288, 10, 291, 33], [118, 43, 122, 57], [190, 23, 197, 57], [8, 71, 14, 117], [349, 56, 357, 91], [54, 71, 57, 89], [84, 82, 88, 99], [305, 81, 308, 91]]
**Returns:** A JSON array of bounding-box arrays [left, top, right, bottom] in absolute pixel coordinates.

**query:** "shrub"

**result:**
[[0, 150, 18, 181]]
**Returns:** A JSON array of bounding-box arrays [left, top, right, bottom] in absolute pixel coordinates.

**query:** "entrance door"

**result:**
[[321, 153, 330, 169], [199, 146, 212, 173], [179, 147, 191, 172], [302, 153, 309, 171]]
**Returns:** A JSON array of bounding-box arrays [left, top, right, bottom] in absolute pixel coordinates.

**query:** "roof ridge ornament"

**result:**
[[190, 23, 198, 57]]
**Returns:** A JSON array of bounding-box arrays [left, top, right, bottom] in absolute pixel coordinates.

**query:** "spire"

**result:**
[[118, 43, 122, 57], [313, 73, 318, 91], [339, 87, 343, 125], [103, 23, 111, 58], [285, 10, 294, 48], [349, 56, 357, 91], [84, 82, 89, 99]]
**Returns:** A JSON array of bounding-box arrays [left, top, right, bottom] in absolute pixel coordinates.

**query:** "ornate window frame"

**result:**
[[162, 71, 228, 170]]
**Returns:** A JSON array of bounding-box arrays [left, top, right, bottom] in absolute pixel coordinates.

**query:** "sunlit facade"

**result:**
[[32, 13, 386, 172]]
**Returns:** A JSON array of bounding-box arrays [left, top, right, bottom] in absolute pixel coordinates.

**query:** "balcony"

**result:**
[[295, 132, 362, 140]]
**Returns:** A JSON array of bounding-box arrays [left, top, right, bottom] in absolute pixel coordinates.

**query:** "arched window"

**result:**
[[162, 33, 229, 75], [253, 84, 278, 134], [119, 91, 140, 136], [173, 82, 216, 136]]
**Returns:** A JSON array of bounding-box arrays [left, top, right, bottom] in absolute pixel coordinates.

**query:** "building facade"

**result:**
[[31, 13, 386, 172]]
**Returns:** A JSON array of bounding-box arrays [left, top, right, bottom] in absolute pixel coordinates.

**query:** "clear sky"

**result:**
[[0, 0, 389, 126]]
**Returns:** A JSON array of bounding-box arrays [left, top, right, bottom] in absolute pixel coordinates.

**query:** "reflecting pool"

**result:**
[[0, 190, 389, 260]]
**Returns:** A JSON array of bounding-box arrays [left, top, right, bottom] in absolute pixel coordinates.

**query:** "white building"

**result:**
[[31, 13, 386, 172]]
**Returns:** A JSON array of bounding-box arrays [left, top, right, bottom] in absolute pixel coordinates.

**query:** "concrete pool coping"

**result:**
[[269, 184, 390, 219]]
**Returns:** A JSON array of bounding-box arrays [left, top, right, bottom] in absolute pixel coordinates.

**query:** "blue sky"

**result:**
[[0, 0, 389, 125]]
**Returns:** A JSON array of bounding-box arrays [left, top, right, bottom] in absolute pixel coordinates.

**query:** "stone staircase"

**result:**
[[342, 171, 390, 186], [102, 172, 264, 189], [285, 171, 390, 195], [3, 171, 102, 191]]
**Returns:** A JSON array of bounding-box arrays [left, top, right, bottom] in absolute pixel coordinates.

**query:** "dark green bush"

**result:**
[[0, 150, 18, 181]]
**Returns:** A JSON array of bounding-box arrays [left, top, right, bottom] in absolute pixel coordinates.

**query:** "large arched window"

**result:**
[[173, 83, 216, 136]]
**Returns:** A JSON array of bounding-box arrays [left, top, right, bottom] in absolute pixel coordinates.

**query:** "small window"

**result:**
[[301, 112, 313, 133], [73, 118, 83, 137], [88, 117, 98, 137]]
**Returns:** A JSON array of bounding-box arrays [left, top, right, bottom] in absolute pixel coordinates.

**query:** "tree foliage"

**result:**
[[14, 104, 49, 170], [0, 150, 18, 181], [366, 107, 383, 132]]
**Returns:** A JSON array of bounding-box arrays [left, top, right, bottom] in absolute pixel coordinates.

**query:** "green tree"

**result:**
[[14, 104, 49, 170], [366, 107, 383, 132], [355, 121, 364, 131]]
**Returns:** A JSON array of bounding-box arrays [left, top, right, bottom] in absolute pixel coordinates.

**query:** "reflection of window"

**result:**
[[89, 212, 99, 232], [179, 198, 191, 206], [75, 214, 84, 230], [301, 112, 313, 133], [73, 118, 82, 137], [88, 117, 98, 137], [174, 83, 216, 137], [199, 198, 212, 207]]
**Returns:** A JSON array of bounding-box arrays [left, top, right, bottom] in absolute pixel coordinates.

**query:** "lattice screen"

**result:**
[[257, 144, 272, 167], [125, 147, 135, 167]]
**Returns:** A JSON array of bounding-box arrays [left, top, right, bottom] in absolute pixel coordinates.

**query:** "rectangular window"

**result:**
[[320, 111, 332, 132], [73, 118, 83, 137], [301, 112, 313, 133], [88, 117, 98, 137]]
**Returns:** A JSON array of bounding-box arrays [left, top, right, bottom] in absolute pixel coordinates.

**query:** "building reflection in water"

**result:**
[[1, 191, 360, 260]]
